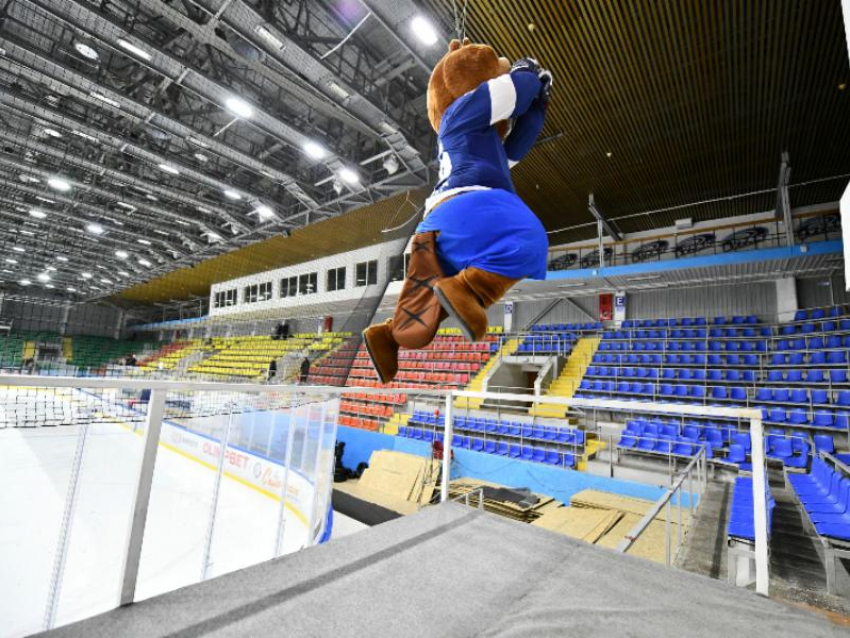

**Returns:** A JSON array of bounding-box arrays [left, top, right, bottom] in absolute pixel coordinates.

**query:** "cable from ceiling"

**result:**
[[320, 12, 372, 60]]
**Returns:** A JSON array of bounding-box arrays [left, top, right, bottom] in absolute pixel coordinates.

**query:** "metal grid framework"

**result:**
[[0, 0, 439, 301]]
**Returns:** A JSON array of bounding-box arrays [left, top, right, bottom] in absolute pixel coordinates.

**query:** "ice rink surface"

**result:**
[[0, 389, 365, 638]]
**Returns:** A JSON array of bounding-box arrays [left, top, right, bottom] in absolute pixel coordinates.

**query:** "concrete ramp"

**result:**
[[34, 503, 843, 638]]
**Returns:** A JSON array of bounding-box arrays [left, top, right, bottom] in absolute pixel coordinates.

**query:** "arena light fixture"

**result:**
[[45, 266, 57, 272], [56, 256, 69, 262], [338, 167, 359, 184], [225, 96, 254, 119], [194, 153, 209, 162], [115, 250, 129, 259], [35, 196, 55, 204], [411, 16, 439, 46], [19, 174, 41, 184], [47, 177, 72, 192], [383, 155, 400, 175], [45, 284, 54, 289], [223, 189, 242, 201], [100, 278, 112, 285], [303, 141, 327, 160], [158, 163, 180, 175], [37, 273, 50, 282], [86, 223, 105, 235], [20, 230, 34, 236], [29, 209, 47, 219], [137, 238, 152, 245], [116, 38, 152, 61], [81, 272, 93, 279], [19, 279, 31, 286], [254, 204, 274, 219], [42, 128, 62, 138], [117, 271, 129, 277], [12, 247, 25, 253], [5, 259, 16, 264], [138, 258, 152, 267], [73, 40, 99, 61], [66, 287, 77, 292]]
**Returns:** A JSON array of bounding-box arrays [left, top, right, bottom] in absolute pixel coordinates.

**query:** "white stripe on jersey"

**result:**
[[488, 74, 516, 125]]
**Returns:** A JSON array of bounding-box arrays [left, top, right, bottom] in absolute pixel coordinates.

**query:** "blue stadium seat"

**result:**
[[509, 444, 522, 458], [532, 448, 547, 463], [807, 369, 825, 383], [521, 445, 533, 460], [496, 442, 509, 456]]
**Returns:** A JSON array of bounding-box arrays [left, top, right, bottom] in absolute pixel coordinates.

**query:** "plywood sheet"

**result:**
[[570, 489, 690, 525], [532, 507, 622, 543], [596, 514, 681, 564]]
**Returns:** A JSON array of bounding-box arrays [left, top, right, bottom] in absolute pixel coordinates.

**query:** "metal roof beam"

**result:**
[[588, 194, 622, 241], [0, 31, 319, 211]]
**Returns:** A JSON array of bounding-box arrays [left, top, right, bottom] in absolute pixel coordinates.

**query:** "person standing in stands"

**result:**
[[125, 353, 138, 367], [268, 359, 277, 382], [300, 356, 311, 384], [274, 321, 290, 341]]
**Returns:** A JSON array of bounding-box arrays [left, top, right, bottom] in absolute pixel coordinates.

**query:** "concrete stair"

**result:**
[[454, 337, 523, 410], [529, 336, 601, 418]]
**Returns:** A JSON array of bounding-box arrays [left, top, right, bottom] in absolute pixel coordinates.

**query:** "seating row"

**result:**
[[409, 411, 586, 445], [397, 426, 577, 468], [621, 316, 760, 327], [788, 458, 850, 541], [599, 340, 767, 352], [727, 475, 775, 541]]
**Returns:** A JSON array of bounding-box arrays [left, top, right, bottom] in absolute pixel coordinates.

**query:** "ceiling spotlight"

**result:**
[[37, 273, 50, 282], [45, 284, 54, 289], [47, 177, 72, 192], [73, 40, 99, 61], [81, 272, 93, 279], [29, 209, 47, 219], [138, 258, 152, 267], [19, 174, 41, 184], [223, 189, 242, 201], [45, 266, 57, 272], [66, 287, 77, 292], [86, 223, 105, 235], [116, 38, 152, 61], [332, 178, 343, 195], [254, 204, 274, 219], [100, 278, 112, 285], [338, 167, 359, 184], [35, 196, 56, 204], [411, 16, 439, 46], [303, 141, 327, 160], [383, 154, 400, 175], [137, 238, 151, 245], [117, 271, 129, 277], [5, 259, 17, 264], [42, 128, 62, 138], [224, 96, 254, 118], [194, 152, 209, 162], [606, 151, 613, 158], [56, 255, 69, 262], [115, 250, 129, 259], [207, 232, 221, 241], [20, 230, 34, 236], [12, 247, 25, 253], [158, 163, 180, 175], [19, 279, 31, 286]]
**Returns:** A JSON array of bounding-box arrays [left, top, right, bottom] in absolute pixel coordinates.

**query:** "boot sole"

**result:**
[[433, 285, 478, 343], [361, 329, 390, 385]]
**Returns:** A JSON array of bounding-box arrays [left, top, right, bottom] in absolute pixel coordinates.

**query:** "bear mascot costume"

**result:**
[[363, 38, 552, 384]]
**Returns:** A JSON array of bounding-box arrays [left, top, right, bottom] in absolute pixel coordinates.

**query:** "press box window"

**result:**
[[244, 284, 259, 303], [388, 254, 410, 282], [280, 276, 298, 298], [355, 260, 378, 287], [327, 267, 346, 292], [299, 272, 318, 295]]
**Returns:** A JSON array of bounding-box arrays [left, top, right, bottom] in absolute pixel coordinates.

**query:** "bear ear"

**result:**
[[448, 39, 461, 52], [462, 37, 471, 46]]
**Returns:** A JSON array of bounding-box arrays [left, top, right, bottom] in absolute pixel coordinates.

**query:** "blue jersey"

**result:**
[[425, 70, 546, 213]]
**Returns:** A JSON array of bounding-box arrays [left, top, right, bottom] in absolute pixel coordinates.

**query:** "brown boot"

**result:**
[[362, 320, 399, 384], [433, 267, 518, 342]]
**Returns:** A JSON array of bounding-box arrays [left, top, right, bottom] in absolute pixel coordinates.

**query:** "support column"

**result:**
[[775, 277, 798, 323], [776, 153, 793, 246]]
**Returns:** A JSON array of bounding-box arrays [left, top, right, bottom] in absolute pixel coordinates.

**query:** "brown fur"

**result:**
[[427, 37, 511, 134]]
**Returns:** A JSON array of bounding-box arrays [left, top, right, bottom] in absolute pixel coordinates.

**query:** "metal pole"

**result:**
[[750, 415, 770, 596], [665, 500, 672, 567], [688, 471, 694, 516], [440, 392, 455, 502], [43, 418, 91, 630], [119, 389, 166, 606], [201, 401, 235, 581], [274, 402, 298, 557], [306, 402, 329, 547]]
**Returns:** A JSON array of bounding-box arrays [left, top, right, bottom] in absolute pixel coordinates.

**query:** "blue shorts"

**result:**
[[416, 188, 548, 280]]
